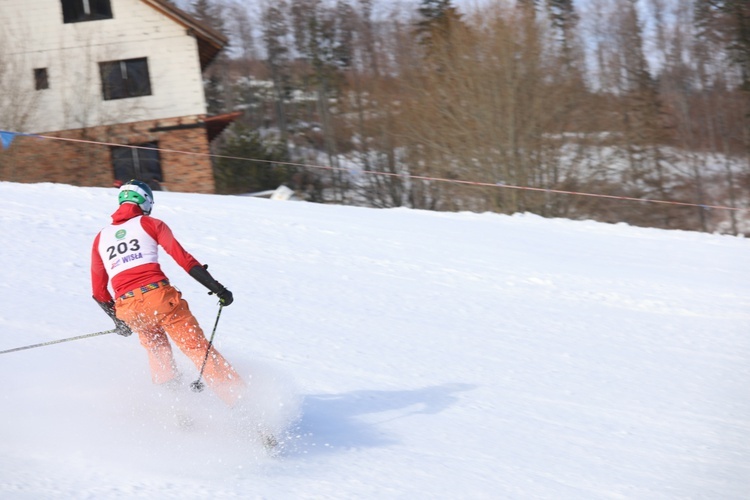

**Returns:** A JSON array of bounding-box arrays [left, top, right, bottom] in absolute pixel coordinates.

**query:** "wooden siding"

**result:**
[[0, 0, 207, 134]]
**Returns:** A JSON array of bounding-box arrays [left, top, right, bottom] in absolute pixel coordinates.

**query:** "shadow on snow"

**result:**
[[286, 382, 475, 456]]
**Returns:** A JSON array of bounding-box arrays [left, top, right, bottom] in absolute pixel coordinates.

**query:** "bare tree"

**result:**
[[261, 0, 292, 144], [289, 0, 355, 201], [190, 0, 232, 114], [191, 0, 749, 231]]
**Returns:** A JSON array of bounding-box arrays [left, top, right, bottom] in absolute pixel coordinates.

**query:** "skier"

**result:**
[[91, 179, 245, 406]]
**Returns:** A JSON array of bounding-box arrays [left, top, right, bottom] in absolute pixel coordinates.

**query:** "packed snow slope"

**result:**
[[0, 181, 749, 499]]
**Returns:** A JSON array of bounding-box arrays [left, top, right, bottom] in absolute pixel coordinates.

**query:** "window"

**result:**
[[61, 0, 112, 23], [99, 58, 152, 100], [112, 143, 163, 190], [34, 68, 49, 90]]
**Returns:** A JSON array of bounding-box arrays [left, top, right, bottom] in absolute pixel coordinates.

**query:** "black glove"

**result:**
[[216, 287, 233, 306], [113, 317, 133, 336], [189, 264, 234, 307], [94, 297, 133, 337]]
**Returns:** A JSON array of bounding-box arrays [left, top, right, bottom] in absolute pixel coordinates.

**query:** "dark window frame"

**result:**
[[111, 142, 164, 190], [61, 0, 113, 24], [34, 68, 49, 90], [99, 58, 152, 101]]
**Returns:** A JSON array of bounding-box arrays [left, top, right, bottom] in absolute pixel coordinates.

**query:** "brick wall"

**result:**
[[0, 117, 216, 193]]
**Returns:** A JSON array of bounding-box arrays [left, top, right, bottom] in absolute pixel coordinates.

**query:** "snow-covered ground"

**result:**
[[0, 181, 748, 499]]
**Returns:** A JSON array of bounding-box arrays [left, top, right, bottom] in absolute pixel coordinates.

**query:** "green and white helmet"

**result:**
[[118, 179, 154, 215]]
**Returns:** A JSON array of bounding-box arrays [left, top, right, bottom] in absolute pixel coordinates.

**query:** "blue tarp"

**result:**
[[1, 131, 17, 150]]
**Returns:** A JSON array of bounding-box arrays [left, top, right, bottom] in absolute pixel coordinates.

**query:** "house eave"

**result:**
[[205, 111, 243, 142]]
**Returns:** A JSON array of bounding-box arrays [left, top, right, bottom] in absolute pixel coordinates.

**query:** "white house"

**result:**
[[0, 0, 238, 193]]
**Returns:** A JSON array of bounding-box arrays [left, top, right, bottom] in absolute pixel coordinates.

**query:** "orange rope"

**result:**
[[7, 131, 744, 212]]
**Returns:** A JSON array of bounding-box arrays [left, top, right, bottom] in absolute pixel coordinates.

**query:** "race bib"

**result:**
[[98, 217, 159, 278]]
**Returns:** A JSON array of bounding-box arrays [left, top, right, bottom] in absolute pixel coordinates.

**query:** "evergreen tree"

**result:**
[[546, 0, 581, 79], [695, 0, 750, 90], [262, 1, 292, 145], [289, 0, 355, 200], [416, 0, 463, 49], [190, 0, 225, 32], [213, 125, 293, 195], [190, 0, 230, 115]]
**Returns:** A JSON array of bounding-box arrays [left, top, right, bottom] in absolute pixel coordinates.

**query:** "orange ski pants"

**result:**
[[115, 284, 244, 406]]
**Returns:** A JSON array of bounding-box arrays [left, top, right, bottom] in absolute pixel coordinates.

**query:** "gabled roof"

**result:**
[[141, 0, 228, 70]]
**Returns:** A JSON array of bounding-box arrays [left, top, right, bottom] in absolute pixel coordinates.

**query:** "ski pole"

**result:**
[[190, 304, 224, 393], [0, 328, 118, 355]]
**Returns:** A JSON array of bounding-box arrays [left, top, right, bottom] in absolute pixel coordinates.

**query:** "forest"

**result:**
[[141, 1, 750, 233]]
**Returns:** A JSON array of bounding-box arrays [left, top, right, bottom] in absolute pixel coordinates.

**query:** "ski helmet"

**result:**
[[118, 179, 154, 215]]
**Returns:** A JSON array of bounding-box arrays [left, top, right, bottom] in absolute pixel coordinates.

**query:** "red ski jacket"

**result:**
[[91, 203, 201, 303]]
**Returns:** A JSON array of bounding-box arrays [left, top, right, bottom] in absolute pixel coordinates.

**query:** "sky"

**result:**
[[0, 181, 749, 498]]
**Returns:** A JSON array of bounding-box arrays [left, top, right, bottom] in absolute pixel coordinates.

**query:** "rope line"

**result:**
[[2, 130, 743, 212], [0, 329, 117, 355]]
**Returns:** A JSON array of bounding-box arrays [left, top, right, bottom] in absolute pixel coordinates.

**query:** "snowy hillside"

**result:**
[[0, 181, 749, 499]]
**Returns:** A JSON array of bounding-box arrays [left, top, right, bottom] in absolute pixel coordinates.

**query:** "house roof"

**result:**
[[205, 111, 243, 142], [141, 0, 228, 70]]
